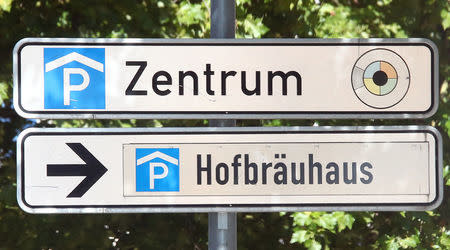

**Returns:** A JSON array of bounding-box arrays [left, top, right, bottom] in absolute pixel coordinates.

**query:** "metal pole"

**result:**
[[209, 1, 237, 250], [210, 0, 236, 38], [208, 212, 237, 250]]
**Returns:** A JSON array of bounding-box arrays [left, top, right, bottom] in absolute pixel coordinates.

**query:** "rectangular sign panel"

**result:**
[[13, 38, 438, 119], [17, 126, 442, 213]]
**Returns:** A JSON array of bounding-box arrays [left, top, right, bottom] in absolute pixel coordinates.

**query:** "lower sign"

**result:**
[[17, 126, 442, 213]]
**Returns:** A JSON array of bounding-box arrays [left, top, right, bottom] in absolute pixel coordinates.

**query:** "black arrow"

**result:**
[[47, 143, 107, 198]]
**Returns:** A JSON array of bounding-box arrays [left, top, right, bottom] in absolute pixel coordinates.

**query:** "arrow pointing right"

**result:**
[[47, 143, 108, 198]]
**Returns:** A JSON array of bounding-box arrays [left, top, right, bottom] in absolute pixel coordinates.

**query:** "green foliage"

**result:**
[[239, 14, 269, 38], [289, 212, 355, 249], [287, 210, 450, 249], [0, 0, 449, 249], [176, 0, 210, 37], [236, 0, 269, 38], [442, 8, 450, 30], [0, 81, 8, 105], [0, 0, 12, 12]]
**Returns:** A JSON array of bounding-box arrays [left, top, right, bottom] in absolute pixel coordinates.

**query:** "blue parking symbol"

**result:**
[[136, 148, 180, 192], [44, 48, 105, 109]]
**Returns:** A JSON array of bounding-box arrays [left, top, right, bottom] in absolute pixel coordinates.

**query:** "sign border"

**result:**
[[17, 126, 443, 213], [13, 38, 439, 119]]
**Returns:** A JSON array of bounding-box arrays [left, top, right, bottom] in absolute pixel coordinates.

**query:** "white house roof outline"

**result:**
[[45, 52, 104, 72], [137, 151, 179, 166]]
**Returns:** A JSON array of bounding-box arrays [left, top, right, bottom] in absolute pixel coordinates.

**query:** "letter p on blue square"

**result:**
[[136, 148, 180, 192], [44, 48, 105, 109]]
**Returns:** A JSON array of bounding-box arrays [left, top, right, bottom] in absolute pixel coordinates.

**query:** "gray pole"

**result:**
[[210, 0, 236, 39], [208, 1, 237, 250]]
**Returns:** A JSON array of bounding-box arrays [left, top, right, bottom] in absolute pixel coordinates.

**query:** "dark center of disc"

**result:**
[[372, 70, 388, 86]]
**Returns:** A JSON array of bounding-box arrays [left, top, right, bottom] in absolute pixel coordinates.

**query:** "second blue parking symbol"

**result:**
[[135, 148, 180, 192]]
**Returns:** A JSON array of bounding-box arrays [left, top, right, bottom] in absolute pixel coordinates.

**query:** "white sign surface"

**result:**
[[17, 126, 442, 213], [13, 38, 438, 119]]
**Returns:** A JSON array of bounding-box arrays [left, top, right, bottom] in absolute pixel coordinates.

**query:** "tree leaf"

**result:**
[[242, 14, 269, 38], [291, 229, 310, 243], [442, 9, 450, 30], [0, 0, 12, 12], [398, 235, 419, 248], [0, 82, 8, 105], [305, 239, 322, 250], [336, 212, 355, 232], [292, 212, 313, 226], [316, 213, 337, 231]]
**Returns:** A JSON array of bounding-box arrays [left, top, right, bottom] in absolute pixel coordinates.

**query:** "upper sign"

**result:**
[[17, 126, 442, 213], [14, 38, 438, 119]]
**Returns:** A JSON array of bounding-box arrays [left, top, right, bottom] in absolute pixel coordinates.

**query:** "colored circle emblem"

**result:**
[[363, 61, 397, 96], [352, 49, 410, 109]]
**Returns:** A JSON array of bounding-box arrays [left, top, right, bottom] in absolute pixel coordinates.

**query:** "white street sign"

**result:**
[[13, 38, 438, 119], [17, 126, 442, 213]]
